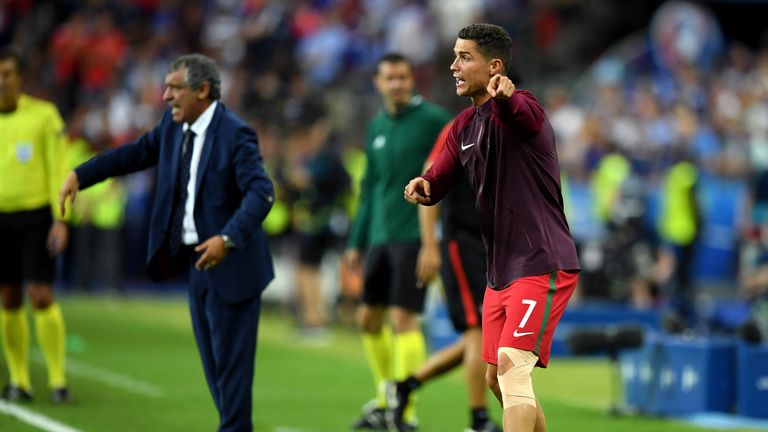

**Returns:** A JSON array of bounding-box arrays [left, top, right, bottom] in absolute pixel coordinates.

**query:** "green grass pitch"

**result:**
[[0, 295, 761, 431]]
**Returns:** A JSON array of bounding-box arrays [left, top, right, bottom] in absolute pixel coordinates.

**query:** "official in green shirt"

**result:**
[[0, 46, 71, 403], [344, 53, 451, 430]]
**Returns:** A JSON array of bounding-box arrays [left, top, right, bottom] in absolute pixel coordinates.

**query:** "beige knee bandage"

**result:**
[[497, 347, 537, 408]]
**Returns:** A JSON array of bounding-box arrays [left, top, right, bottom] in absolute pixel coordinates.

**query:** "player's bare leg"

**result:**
[[413, 336, 465, 381], [534, 399, 546, 432], [464, 327, 487, 408], [297, 264, 326, 330], [486, 362, 501, 405]]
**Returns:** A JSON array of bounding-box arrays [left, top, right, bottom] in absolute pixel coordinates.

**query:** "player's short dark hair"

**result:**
[[0, 46, 24, 74], [169, 54, 222, 100], [458, 24, 513, 74], [375, 52, 413, 76]]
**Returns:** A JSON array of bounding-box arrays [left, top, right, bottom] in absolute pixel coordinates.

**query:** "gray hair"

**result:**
[[169, 54, 222, 101]]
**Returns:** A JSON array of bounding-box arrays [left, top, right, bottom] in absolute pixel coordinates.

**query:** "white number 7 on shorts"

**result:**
[[519, 299, 537, 328]]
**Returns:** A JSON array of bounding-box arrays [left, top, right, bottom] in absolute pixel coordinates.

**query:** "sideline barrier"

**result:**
[[621, 336, 739, 417], [737, 343, 768, 418]]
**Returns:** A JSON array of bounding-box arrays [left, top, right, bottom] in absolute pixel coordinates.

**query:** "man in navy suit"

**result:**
[[59, 54, 274, 431]]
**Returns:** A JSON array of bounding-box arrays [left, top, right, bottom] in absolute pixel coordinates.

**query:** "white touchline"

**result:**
[[31, 352, 166, 398], [0, 400, 83, 432]]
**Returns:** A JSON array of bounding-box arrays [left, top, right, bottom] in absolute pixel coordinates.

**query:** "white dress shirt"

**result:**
[[182, 101, 218, 245]]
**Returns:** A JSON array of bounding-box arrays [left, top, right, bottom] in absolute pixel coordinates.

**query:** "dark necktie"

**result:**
[[168, 129, 196, 256]]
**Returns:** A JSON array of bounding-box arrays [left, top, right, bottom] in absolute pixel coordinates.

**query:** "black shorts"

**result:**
[[363, 242, 426, 312], [440, 233, 486, 332], [0, 207, 56, 284], [298, 229, 337, 266]]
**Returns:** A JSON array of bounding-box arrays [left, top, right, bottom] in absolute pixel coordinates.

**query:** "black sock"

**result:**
[[403, 376, 421, 392], [471, 407, 490, 428]]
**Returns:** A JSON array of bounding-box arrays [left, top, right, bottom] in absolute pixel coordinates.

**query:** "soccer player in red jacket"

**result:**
[[404, 24, 580, 432]]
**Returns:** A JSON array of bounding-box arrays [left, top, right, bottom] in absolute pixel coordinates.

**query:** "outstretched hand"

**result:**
[[487, 74, 515, 99], [59, 171, 79, 217], [404, 177, 432, 205]]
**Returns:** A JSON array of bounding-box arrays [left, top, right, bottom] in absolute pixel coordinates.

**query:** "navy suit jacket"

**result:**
[[75, 103, 274, 303]]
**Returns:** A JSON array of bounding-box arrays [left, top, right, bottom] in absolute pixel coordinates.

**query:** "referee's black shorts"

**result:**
[[362, 241, 426, 313], [440, 232, 486, 332], [0, 206, 57, 284]]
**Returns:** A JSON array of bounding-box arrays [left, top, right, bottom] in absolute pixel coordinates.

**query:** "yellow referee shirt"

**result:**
[[0, 94, 69, 219]]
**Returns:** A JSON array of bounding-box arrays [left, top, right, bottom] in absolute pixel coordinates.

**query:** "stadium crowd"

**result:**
[[2, 0, 768, 340]]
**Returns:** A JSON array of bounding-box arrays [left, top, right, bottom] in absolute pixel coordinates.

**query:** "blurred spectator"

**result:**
[[80, 10, 126, 95], [295, 6, 350, 85], [282, 99, 350, 342], [66, 105, 127, 292], [656, 157, 701, 331], [739, 223, 768, 342], [49, 10, 88, 115], [546, 85, 585, 176], [241, 0, 292, 71]]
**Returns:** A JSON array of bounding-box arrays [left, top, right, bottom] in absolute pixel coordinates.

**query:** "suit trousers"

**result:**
[[183, 247, 262, 432]]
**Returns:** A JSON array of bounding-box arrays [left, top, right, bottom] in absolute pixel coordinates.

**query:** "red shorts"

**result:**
[[481, 270, 578, 368]]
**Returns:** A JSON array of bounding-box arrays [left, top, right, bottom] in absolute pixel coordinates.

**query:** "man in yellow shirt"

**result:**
[[0, 46, 71, 403]]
